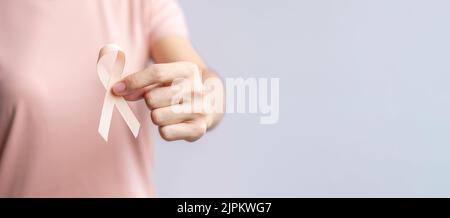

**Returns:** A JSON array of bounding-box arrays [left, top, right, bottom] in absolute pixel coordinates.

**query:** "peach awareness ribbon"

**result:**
[[97, 44, 140, 141]]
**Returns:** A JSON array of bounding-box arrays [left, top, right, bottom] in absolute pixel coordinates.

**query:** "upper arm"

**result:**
[[144, 0, 206, 68]]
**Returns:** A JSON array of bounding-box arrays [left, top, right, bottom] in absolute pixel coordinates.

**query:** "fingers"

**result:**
[[150, 104, 204, 126], [122, 85, 158, 101], [123, 89, 146, 101], [152, 104, 208, 142], [143, 84, 188, 109], [112, 62, 201, 96], [159, 120, 207, 142], [111, 61, 209, 142]]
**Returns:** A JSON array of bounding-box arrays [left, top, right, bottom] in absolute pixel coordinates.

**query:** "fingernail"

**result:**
[[112, 82, 126, 94]]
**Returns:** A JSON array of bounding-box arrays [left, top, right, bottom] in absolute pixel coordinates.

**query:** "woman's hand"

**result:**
[[112, 61, 220, 142]]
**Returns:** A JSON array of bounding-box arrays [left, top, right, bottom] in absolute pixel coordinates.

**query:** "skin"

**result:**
[[112, 36, 224, 142]]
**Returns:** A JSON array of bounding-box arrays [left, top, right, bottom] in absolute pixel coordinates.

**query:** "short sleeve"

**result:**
[[144, 0, 189, 46]]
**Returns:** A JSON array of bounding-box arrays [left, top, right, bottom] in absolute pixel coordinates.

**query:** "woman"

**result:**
[[0, 0, 224, 197]]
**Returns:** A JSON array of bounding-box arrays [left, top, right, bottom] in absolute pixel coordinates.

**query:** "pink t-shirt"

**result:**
[[0, 0, 188, 197]]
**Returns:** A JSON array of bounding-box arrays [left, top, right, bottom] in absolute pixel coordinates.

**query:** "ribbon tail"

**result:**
[[98, 93, 115, 141], [116, 98, 141, 138]]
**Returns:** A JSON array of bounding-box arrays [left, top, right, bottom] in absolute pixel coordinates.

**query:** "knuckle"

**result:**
[[192, 111, 206, 119], [155, 71, 164, 83], [186, 133, 202, 142], [144, 92, 158, 109], [159, 127, 174, 141], [123, 77, 134, 89], [184, 62, 200, 75], [151, 110, 164, 126], [150, 64, 162, 72], [186, 122, 207, 142], [151, 65, 163, 82], [188, 62, 199, 70]]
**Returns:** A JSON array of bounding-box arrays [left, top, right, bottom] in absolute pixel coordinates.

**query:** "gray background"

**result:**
[[153, 0, 450, 197]]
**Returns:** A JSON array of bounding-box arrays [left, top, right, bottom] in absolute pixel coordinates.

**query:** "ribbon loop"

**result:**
[[97, 44, 140, 141]]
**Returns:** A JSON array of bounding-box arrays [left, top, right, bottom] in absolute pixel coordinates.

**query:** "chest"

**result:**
[[0, 0, 150, 108]]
